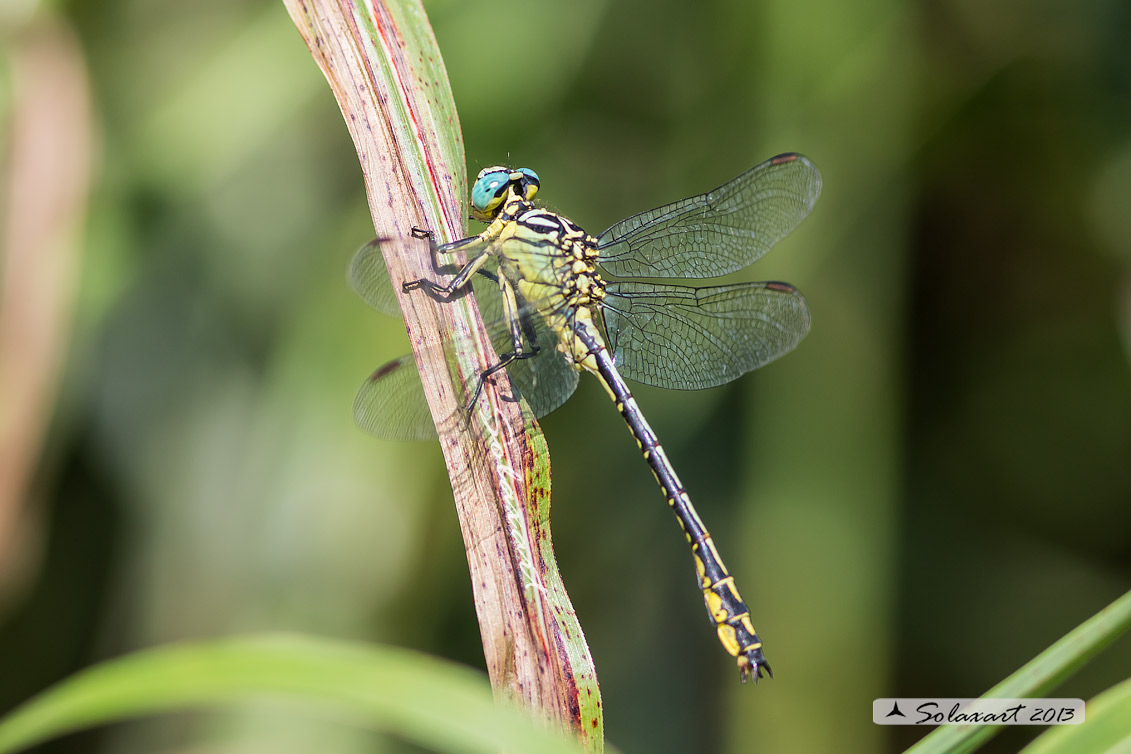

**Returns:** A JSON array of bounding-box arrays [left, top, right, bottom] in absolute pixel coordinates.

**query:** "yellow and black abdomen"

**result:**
[[568, 315, 772, 682]]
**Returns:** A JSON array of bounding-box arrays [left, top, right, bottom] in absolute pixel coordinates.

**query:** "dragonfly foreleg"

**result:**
[[403, 248, 492, 301], [407, 227, 486, 276]]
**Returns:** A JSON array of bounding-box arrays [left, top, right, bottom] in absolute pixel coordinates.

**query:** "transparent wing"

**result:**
[[470, 272, 581, 422], [602, 280, 810, 390], [348, 237, 411, 316], [596, 153, 821, 279], [354, 355, 438, 440], [348, 234, 496, 316], [350, 243, 579, 440]]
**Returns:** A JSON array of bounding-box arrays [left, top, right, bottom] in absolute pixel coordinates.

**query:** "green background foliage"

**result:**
[[1, 0, 1129, 752]]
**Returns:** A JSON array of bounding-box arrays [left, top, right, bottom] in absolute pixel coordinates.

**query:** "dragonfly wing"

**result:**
[[348, 234, 496, 315], [348, 237, 413, 316], [471, 271, 581, 419], [602, 281, 810, 390], [352, 270, 580, 440], [498, 338, 581, 419], [352, 329, 579, 441], [596, 153, 821, 279], [354, 355, 438, 440]]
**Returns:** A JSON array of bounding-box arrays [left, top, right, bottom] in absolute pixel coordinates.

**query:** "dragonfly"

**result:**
[[350, 153, 820, 682]]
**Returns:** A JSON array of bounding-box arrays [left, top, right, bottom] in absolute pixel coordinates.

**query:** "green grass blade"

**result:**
[[906, 588, 1131, 754], [0, 634, 599, 754], [1020, 677, 1131, 754]]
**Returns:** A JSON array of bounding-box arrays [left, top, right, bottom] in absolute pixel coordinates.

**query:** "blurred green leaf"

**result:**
[[1020, 677, 1131, 754], [906, 589, 1131, 754], [0, 634, 597, 754]]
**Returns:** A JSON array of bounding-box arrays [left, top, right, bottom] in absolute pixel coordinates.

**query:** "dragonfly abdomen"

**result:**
[[572, 320, 771, 683]]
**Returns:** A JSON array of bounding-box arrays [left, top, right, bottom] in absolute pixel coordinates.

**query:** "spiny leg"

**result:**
[[408, 226, 483, 278], [401, 246, 544, 420], [403, 246, 493, 300], [461, 272, 541, 415]]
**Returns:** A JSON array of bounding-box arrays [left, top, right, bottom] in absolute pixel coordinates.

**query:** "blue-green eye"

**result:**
[[471, 168, 511, 212], [515, 168, 540, 200]]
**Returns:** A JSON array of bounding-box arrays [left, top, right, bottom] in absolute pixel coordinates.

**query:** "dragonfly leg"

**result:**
[[403, 248, 492, 300], [435, 235, 479, 253], [409, 228, 451, 274], [407, 227, 484, 274], [461, 271, 542, 415], [462, 345, 543, 415]]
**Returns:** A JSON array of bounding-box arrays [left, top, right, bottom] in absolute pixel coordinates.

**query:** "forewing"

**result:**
[[348, 234, 498, 315], [351, 270, 580, 441], [596, 153, 820, 279], [602, 281, 811, 390], [348, 237, 411, 316]]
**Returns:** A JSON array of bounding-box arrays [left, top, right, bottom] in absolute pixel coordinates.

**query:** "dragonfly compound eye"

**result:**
[[471, 166, 512, 214], [515, 167, 540, 200]]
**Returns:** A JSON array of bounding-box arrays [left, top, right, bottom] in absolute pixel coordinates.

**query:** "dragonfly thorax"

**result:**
[[505, 208, 606, 308]]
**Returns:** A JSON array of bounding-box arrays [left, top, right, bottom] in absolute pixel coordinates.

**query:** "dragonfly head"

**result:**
[[470, 166, 540, 221]]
